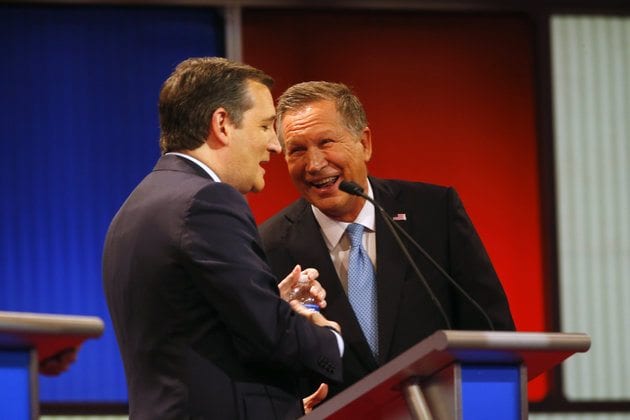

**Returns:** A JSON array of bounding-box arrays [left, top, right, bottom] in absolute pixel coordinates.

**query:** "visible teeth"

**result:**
[[312, 176, 338, 188]]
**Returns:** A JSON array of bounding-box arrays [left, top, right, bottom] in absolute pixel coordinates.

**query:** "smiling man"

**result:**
[[280, 98, 371, 222], [259, 81, 515, 398], [102, 59, 343, 419]]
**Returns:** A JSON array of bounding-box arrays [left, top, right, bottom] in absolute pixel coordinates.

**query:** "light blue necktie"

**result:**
[[346, 223, 378, 358]]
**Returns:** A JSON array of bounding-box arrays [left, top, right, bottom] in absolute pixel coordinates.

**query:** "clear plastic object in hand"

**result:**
[[287, 273, 320, 312]]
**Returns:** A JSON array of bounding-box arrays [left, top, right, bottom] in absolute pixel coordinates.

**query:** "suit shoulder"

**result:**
[[376, 177, 453, 200], [194, 180, 246, 204], [190, 180, 252, 216], [258, 199, 307, 247]]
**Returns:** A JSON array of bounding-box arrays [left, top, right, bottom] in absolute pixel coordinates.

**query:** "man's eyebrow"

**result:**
[[261, 115, 276, 123]]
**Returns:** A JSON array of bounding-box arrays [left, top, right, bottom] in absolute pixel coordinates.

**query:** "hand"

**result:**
[[290, 300, 341, 334], [278, 264, 327, 309], [39, 347, 79, 376], [303, 383, 329, 413]]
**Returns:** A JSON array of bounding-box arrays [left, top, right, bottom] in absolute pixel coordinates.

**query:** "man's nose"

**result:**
[[305, 149, 326, 173], [268, 132, 282, 154]]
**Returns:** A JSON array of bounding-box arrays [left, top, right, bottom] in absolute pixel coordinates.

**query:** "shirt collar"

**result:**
[[312, 179, 375, 249], [165, 152, 221, 182]]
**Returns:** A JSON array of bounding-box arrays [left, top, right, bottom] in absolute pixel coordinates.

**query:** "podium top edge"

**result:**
[[0, 310, 105, 337], [435, 330, 591, 352]]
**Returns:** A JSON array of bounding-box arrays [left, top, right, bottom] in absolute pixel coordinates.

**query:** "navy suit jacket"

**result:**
[[102, 155, 342, 419], [259, 177, 514, 396]]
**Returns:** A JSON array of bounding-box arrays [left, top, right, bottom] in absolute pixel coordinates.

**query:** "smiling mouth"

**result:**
[[310, 176, 339, 189]]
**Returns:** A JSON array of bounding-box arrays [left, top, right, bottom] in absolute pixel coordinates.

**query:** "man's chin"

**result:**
[[307, 194, 363, 222], [251, 179, 265, 193], [307, 196, 343, 215]]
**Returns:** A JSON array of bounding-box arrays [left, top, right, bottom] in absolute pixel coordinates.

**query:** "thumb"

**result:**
[[290, 264, 302, 283]]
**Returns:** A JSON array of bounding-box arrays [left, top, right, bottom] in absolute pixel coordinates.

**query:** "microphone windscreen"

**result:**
[[339, 180, 364, 196]]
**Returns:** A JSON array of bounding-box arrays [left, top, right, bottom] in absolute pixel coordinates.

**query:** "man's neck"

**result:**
[[167, 146, 222, 182]]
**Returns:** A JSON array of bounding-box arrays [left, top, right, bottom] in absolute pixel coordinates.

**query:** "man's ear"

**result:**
[[209, 107, 231, 146], [360, 127, 373, 162]]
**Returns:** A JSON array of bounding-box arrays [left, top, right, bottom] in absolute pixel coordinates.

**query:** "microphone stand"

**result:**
[[339, 180, 495, 331]]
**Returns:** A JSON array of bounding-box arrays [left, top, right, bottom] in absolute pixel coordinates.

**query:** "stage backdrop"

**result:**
[[0, 4, 224, 402], [242, 9, 548, 400]]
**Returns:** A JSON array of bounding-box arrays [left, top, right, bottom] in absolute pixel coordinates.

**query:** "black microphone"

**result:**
[[339, 180, 495, 331]]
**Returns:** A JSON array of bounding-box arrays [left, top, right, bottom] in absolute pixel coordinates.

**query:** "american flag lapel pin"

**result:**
[[392, 213, 407, 221]]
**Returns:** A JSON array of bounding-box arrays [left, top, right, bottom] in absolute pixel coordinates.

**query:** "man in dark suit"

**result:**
[[259, 81, 515, 397], [102, 58, 343, 419]]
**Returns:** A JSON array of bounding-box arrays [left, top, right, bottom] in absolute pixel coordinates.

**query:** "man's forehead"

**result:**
[[285, 99, 337, 117], [283, 125, 342, 146]]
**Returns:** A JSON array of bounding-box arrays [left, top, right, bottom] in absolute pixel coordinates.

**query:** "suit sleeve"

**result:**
[[447, 187, 516, 331], [180, 182, 342, 382]]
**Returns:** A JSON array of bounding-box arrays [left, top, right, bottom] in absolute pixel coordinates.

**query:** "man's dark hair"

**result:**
[[158, 57, 273, 154]]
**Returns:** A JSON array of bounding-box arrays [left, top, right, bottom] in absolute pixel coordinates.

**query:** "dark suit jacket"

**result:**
[[259, 177, 514, 396], [102, 155, 342, 419]]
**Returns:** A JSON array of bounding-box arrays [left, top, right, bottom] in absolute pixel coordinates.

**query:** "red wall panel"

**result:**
[[243, 10, 548, 400]]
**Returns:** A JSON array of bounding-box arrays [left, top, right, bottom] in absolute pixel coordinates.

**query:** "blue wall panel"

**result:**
[[0, 4, 224, 402]]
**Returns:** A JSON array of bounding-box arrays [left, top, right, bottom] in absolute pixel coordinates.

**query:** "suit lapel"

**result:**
[[284, 202, 378, 371], [371, 178, 410, 364]]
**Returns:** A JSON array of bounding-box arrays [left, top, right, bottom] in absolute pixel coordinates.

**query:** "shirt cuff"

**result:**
[[325, 327, 344, 357]]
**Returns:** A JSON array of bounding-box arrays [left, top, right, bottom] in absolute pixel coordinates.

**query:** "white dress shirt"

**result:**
[[312, 180, 376, 294]]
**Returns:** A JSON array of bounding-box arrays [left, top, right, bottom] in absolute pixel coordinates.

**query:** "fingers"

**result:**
[[308, 280, 327, 309], [313, 383, 329, 401], [292, 264, 302, 277], [314, 313, 340, 334], [326, 320, 341, 334], [280, 266, 327, 308], [301, 267, 319, 281], [302, 383, 329, 413], [290, 301, 341, 334], [278, 264, 302, 301], [287, 264, 301, 284], [301, 268, 327, 309]]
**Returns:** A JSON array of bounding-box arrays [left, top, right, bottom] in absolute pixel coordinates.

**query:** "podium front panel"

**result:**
[[0, 349, 37, 420], [460, 364, 522, 419], [421, 363, 526, 420]]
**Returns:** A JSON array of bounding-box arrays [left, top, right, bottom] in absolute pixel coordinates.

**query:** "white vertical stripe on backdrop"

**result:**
[[551, 15, 630, 401]]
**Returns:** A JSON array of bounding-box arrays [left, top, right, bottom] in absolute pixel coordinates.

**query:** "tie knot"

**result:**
[[346, 223, 365, 247]]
